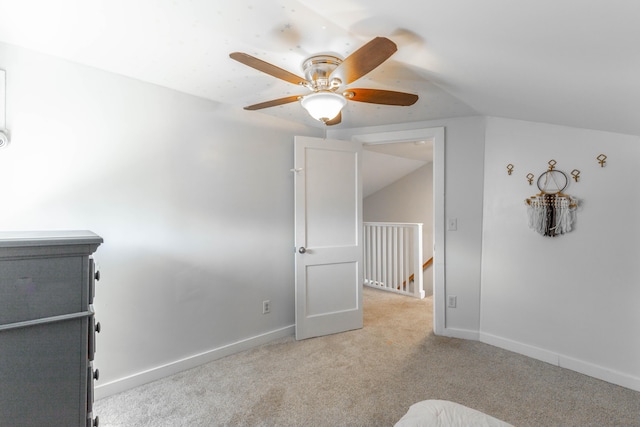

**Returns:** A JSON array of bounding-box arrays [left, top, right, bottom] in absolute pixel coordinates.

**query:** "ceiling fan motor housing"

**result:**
[[302, 55, 342, 91]]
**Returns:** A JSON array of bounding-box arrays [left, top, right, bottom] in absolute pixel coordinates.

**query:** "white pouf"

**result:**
[[395, 400, 514, 427]]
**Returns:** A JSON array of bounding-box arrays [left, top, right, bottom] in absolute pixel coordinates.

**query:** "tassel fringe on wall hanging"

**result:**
[[526, 192, 577, 236], [525, 162, 578, 237]]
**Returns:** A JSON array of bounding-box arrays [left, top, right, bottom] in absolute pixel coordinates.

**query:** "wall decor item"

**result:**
[[526, 173, 534, 185], [506, 164, 514, 175], [571, 169, 580, 182], [597, 154, 607, 167], [525, 163, 578, 237]]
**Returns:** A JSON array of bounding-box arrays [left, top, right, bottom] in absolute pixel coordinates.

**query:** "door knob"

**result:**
[[298, 247, 306, 254]]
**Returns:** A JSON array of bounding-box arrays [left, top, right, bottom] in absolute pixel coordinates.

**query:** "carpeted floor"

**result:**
[[95, 287, 640, 426]]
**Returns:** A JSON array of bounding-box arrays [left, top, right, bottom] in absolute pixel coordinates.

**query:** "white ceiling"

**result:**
[[0, 0, 638, 134], [364, 140, 433, 163], [362, 140, 432, 197]]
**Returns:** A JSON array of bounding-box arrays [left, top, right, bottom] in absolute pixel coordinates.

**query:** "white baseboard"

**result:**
[[559, 354, 640, 392], [441, 327, 480, 341], [479, 332, 640, 392], [95, 325, 295, 400]]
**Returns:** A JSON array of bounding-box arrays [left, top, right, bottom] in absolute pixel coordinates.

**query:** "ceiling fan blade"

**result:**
[[345, 88, 418, 106], [230, 52, 308, 86], [244, 95, 302, 110], [325, 111, 342, 126], [331, 37, 398, 85]]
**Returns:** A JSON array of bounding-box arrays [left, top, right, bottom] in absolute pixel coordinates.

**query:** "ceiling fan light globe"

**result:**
[[300, 92, 346, 122]]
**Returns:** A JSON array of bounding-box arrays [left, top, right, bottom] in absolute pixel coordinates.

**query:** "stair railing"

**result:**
[[363, 222, 425, 299]]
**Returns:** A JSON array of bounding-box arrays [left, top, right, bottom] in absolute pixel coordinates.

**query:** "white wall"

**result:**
[[480, 117, 640, 390], [363, 163, 434, 294], [6, 39, 635, 397], [0, 42, 321, 397], [329, 116, 487, 335], [335, 116, 640, 391]]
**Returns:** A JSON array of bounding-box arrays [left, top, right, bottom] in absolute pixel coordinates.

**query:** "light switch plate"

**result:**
[[448, 295, 457, 308]]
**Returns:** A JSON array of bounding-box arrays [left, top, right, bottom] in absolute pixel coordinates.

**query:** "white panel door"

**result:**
[[294, 135, 363, 340]]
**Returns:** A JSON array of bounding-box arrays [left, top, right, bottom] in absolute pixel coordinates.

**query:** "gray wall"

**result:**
[[332, 116, 640, 391], [329, 116, 487, 335], [0, 42, 321, 397], [480, 117, 640, 390], [2, 39, 638, 396]]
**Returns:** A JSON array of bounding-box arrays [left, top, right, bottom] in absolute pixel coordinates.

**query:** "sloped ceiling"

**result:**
[[0, 0, 638, 134], [362, 139, 433, 197]]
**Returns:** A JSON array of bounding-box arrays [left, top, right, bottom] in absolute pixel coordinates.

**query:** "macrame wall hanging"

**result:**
[[525, 160, 578, 237]]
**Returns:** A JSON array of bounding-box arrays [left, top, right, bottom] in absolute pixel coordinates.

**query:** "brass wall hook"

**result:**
[[526, 173, 534, 185], [597, 154, 607, 167], [571, 169, 580, 182], [547, 159, 557, 170], [507, 164, 514, 175]]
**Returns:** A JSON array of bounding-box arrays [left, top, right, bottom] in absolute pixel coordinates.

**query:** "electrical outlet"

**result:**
[[447, 295, 457, 308], [262, 300, 271, 314]]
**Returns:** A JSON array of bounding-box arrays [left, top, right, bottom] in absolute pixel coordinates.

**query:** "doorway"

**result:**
[[329, 126, 445, 335], [362, 140, 433, 298]]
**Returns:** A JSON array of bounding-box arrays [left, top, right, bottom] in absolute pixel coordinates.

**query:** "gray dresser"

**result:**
[[0, 231, 103, 427]]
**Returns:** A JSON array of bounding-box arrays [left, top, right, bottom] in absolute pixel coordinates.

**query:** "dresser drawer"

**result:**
[[0, 256, 86, 325], [0, 317, 88, 426]]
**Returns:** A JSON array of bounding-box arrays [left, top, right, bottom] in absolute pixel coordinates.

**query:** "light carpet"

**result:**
[[95, 287, 640, 426]]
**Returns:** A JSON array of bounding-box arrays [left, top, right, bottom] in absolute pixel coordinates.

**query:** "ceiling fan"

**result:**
[[229, 37, 418, 125]]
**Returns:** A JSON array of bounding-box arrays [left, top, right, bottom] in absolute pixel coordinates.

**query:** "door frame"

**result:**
[[328, 126, 445, 335]]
